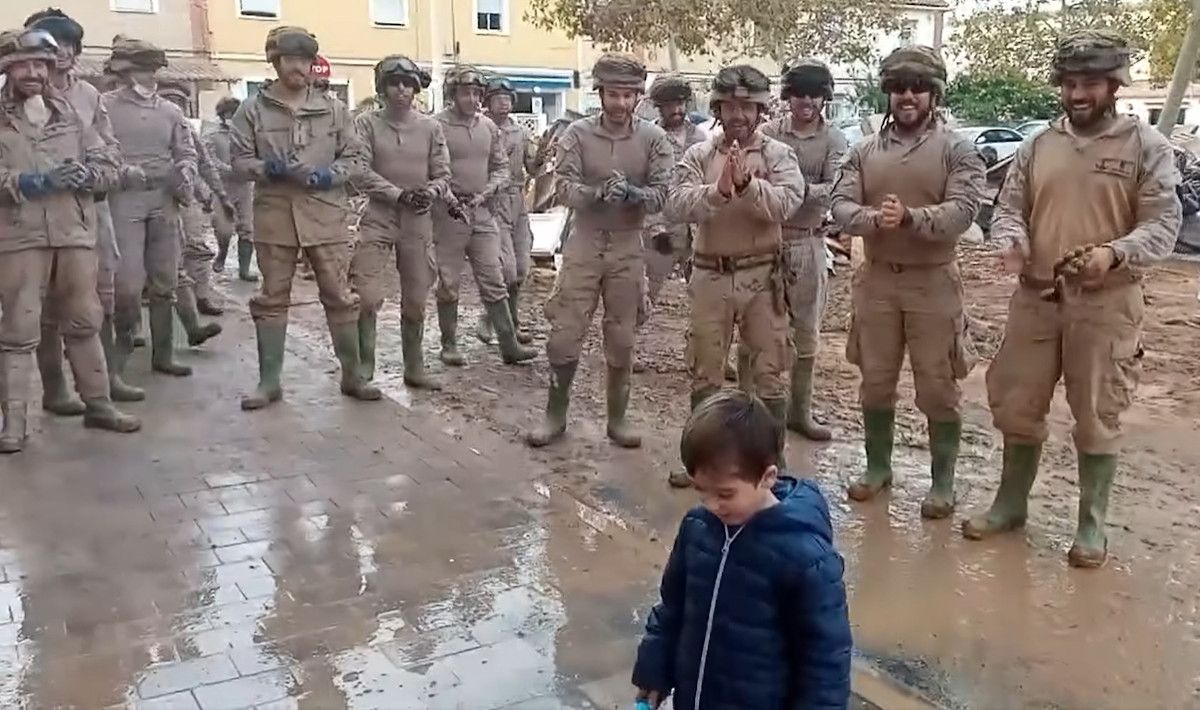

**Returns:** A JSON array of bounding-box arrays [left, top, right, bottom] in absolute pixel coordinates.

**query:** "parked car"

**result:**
[[1015, 120, 1050, 137], [958, 126, 1025, 166]]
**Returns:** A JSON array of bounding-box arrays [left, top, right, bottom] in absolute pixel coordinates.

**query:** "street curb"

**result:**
[[852, 658, 940, 710]]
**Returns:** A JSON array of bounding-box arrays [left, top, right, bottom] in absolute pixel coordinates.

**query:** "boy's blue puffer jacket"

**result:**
[[632, 477, 852, 709]]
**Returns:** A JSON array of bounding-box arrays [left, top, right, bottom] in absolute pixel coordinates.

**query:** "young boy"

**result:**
[[633, 390, 852, 708]]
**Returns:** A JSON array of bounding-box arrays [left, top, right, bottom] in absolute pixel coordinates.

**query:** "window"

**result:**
[[476, 0, 506, 33], [111, 0, 158, 12], [372, 0, 408, 26], [238, 0, 279, 19]]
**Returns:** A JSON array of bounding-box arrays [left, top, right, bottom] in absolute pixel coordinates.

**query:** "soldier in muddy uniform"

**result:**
[[525, 53, 673, 449], [0, 28, 140, 452], [477, 75, 537, 346], [157, 80, 226, 349], [229, 26, 380, 410], [24, 9, 146, 411], [830, 46, 985, 518], [759, 59, 847, 442], [206, 96, 258, 282], [666, 65, 806, 486], [963, 31, 1180, 568], [349, 55, 447, 390], [432, 65, 535, 367], [103, 36, 199, 382]]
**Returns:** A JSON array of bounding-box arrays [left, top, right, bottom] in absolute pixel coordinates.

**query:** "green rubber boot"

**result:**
[[509, 285, 533, 345], [401, 318, 441, 390], [149, 302, 192, 376], [606, 366, 641, 448], [487, 299, 537, 364], [475, 315, 495, 345], [175, 286, 223, 347], [762, 397, 791, 471], [213, 230, 231, 273], [736, 343, 754, 395], [1068, 453, 1116, 569], [237, 240, 258, 282], [331, 322, 382, 402], [848, 408, 895, 501], [101, 315, 144, 402], [0, 402, 27, 454], [241, 321, 286, 411], [437, 302, 466, 367], [963, 441, 1042, 540], [526, 362, 577, 448], [921, 419, 962, 519], [788, 356, 832, 441], [358, 310, 377, 381], [37, 332, 85, 416], [83, 398, 142, 433], [670, 387, 721, 488]]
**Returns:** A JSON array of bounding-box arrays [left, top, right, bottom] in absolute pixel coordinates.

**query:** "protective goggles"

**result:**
[[17, 29, 60, 53]]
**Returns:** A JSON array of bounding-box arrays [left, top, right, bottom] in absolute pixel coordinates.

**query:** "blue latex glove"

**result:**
[[306, 168, 334, 190], [264, 159, 288, 181], [18, 172, 51, 198], [635, 700, 653, 710]]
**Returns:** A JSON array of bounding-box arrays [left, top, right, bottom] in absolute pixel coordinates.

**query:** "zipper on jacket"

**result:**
[[694, 523, 744, 710]]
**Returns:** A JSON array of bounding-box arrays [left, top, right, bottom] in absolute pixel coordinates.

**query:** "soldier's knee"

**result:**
[[914, 377, 961, 420]]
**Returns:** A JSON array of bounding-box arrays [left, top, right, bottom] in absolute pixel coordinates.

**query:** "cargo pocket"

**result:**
[[845, 313, 862, 366], [950, 315, 978, 379], [1102, 337, 1143, 417]]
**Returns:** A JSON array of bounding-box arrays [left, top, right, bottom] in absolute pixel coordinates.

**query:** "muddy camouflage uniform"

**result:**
[[350, 54, 447, 389], [526, 53, 673, 450], [759, 58, 847, 442], [230, 26, 380, 411], [964, 30, 1181, 569], [204, 97, 257, 282], [102, 37, 199, 382], [831, 45, 985, 519], [0, 29, 140, 452]]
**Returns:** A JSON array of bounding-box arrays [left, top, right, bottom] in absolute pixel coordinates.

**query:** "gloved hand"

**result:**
[[306, 168, 334, 190], [17, 172, 51, 198], [445, 198, 468, 223], [219, 197, 236, 222], [264, 158, 288, 181], [623, 184, 654, 205], [466, 193, 487, 209], [601, 172, 627, 203], [121, 164, 148, 189], [50, 160, 90, 191], [400, 187, 434, 214]]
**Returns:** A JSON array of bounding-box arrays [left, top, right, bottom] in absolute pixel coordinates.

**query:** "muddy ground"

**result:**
[[284, 244, 1200, 708]]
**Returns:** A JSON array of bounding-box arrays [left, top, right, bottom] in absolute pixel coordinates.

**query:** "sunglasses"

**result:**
[[882, 77, 934, 95]]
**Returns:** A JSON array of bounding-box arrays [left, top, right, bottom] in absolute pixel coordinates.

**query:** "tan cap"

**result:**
[[107, 35, 167, 72]]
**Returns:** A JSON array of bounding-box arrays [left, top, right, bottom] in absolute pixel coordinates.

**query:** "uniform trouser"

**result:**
[[179, 201, 216, 300], [251, 243, 358, 327], [109, 188, 181, 346], [495, 190, 532, 287], [688, 260, 792, 399], [213, 184, 254, 247], [40, 199, 118, 354], [845, 261, 975, 420], [433, 203, 508, 304], [642, 224, 692, 304], [1, 248, 108, 402], [987, 282, 1143, 455], [545, 227, 642, 369], [784, 235, 828, 359], [350, 212, 437, 321]]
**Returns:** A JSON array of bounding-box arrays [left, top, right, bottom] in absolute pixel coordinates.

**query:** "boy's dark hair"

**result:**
[[680, 390, 781, 481]]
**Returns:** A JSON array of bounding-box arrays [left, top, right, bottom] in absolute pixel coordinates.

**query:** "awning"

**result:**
[[74, 55, 239, 83], [507, 75, 573, 92]]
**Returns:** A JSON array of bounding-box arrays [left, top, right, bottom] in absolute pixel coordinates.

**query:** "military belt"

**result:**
[[692, 252, 777, 274]]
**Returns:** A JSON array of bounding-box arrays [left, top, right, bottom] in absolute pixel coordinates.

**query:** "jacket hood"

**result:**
[[759, 475, 835, 543]]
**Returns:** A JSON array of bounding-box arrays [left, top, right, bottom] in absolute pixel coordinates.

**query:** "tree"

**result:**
[[525, 0, 906, 66], [945, 73, 1060, 123], [1143, 0, 1192, 83]]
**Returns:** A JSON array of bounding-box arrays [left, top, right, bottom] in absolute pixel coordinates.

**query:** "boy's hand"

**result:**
[[635, 688, 664, 708]]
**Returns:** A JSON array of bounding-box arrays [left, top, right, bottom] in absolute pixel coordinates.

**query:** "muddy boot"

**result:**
[[331, 322, 382, 402], [241, 322, 286, 411], [475, 314, 495, 345], [149, 302, 192, 376], [606, 366, 641, 448], [736, 343, 754, 395], [196, 296, 224, 316], [848, 408, 895, 501], [175, 287, 223, 347], [213, 232, 231, 273], [437, 302, 466, 367], [762, 397, 790, 471], [38, 333, 86, 416], [788, 356, 831, 441], [237, 240, 258, 282], [509, 285, 533, 345], [82, 398, 141, 433], [132, 317, 146, 349], [488, 299, 537, 364], [1068, 453, 1116, 569], [401, 319, 441, 390], [526, 362, 577, 448], [921, 419, 961, 520], [358, 310, 377, 381], [670, 388, 720, 488], [963, 442, 1042, 540], [0, 402, 27, 454], [101, 316, 144, 402]]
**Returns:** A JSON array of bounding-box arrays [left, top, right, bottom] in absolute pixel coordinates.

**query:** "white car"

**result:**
[[958, 126, 1025, 166]]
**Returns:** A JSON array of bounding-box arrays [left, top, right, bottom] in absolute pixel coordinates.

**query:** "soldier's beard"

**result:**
[[1065, 97, 1114, 129]]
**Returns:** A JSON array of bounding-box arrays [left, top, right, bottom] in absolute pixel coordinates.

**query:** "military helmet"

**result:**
[[1052, 29, 1131, 86], [484, 75, 517, 103], [782, 58, 834, 100], [879, 45, 947, 95], [216, 96, 241, 119], [24, 10, 84, 55], [107, 35, 168, 73], [264, 26, 318, 62], [0, 28, 59, 73], [709, 64, 772, 113], [648, 73, 692, 104], [444, 64, 488, 92], [592, 52, 647, 91], [375, 54, 429, 94]]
